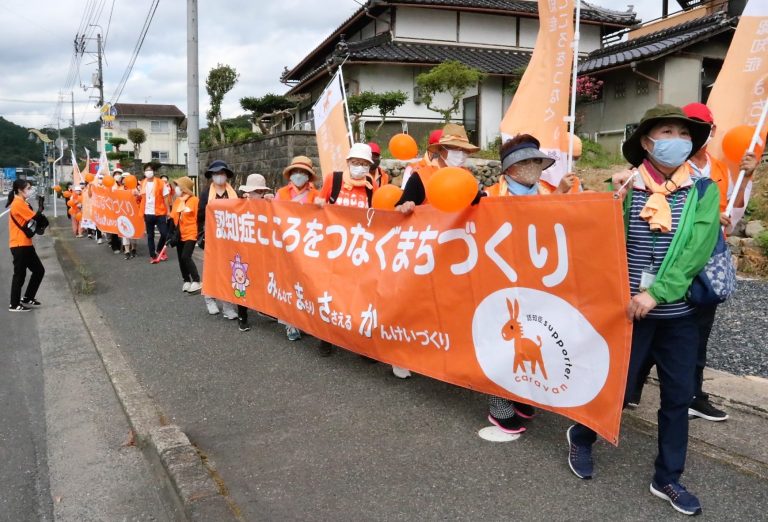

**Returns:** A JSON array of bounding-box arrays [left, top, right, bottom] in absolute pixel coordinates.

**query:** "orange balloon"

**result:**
[[102, 175, 115, 188], [388, 133, 418, 160], [67, 199, 75, 208], [53, 185, 61, 192], [62, 190, 71, 198], [122, 174, 137, 190], [425, 167, 479, 213], [371, 184, 404, 210], [722, 125, 764, 163], [68, 207, 75, 216], [85, 173, 95, 183], [75, 212, 82, 221]]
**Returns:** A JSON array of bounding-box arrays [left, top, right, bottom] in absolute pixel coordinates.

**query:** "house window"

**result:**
[[120, 120, 138, 129], [151, 151, 169, 162], [150, 120, 169, 133], [104, 131, 113, 151], [614, 81, 626, 99], [636, 79, 649, 96], [462, 96, 479, 146]]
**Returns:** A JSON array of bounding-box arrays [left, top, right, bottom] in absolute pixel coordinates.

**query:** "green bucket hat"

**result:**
[[622, 104, 712, 167]]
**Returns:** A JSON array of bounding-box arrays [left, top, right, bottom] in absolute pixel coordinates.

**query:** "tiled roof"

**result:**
[[578, 12, 735, 74], [283, 0, 637, 84], [113, 103, 186, 119]]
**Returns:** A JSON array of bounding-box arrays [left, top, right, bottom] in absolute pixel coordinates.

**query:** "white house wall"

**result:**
[[662, 56, 701, 106], [100, 116, 186, 164], [395, 7, 457, 41], [459, 13, 517, 47], [480, 76, 504, 148]]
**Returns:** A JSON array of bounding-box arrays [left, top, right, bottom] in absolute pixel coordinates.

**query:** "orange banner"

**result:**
[[708, 0, 768, 166], [89, 185, 145, 239], [202, 195, 632, 443], [313, 69, 351, 176], [501, 0, 574, 187]]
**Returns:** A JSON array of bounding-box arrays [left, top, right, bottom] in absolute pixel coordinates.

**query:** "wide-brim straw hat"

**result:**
[[174, 176, 195, 195], [239, 173, 271, 193], [622, 104, 711, 167], [428, 123, 480, 154], [282, 155, 317, 181]]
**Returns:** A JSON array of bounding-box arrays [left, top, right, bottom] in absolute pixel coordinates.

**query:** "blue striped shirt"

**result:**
[[627, 187, 695, 318]]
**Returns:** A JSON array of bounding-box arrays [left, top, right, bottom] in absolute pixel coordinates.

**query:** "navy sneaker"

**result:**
[[650, 481, 702, 516], [567, 425, 593, 479]]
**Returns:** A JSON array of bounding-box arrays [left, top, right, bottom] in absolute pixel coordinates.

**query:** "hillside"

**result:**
[[0, 117, 100, 167]]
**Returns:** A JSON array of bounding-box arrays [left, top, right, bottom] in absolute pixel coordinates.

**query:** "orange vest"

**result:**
[[171, 195, 199, 241], [276, 184, 319, 204], [411, 165, 440, 204], [373, 166, 390, 188], [139, 178, 169, 216], [704, 153, 730, 213], [8, 197, 36, 248]]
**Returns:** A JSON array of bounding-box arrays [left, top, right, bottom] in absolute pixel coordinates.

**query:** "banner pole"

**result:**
[[725, 97, 768, 217], [566, 0, 582, 174], [337, 64, 355, 147]]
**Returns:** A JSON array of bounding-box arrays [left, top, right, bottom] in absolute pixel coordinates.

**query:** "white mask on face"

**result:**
[[174, 187, 183, 197], [290, 173, 309, 188], [349, 164, 369, 179], [212, 174, 227, 186], [144, 170, 154, 178], [445, 149, 468, 167]]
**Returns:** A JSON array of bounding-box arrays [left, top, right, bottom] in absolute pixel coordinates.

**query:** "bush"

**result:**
[[576, 138, 624, 169]]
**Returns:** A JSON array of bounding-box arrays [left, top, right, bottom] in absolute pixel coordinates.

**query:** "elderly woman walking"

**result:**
[[565, 105, 720, 517], [170, 176, 202, 295]]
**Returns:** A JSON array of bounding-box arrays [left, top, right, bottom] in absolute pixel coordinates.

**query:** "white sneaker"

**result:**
[[187, 281, 202, 294], [221, 302, 238, 320], [205, 297, 220, 315], [96, 238, 104, 244], [392, 366, 412, 379], [182, 282, 191, 292]]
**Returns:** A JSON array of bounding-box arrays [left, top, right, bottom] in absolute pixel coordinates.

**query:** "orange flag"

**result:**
[[707, 0, 768, 167], [501, 0, 574, 187], [202, 195, 632, 443], [71, 151, 83, 185], [88, 185, 145, 239], [313, 69, 351, 176]]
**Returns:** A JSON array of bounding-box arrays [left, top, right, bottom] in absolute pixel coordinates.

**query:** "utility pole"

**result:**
[[71, 91, 77, 157], [187, 0, 200, 182], [96, 33, 104, 107]]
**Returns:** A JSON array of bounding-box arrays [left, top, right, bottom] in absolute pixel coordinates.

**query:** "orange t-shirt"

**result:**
[[373, 167, 390, 188], [319, 174, 371, 208], [707, 153, 730, 213], [171, 195, 199, 242], [8, 197, 37, 248], [276, 184, 319, 204]]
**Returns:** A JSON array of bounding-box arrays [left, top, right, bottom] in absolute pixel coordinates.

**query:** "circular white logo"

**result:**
[[116, 216, 135, 238], [472, 287, 610, 408]]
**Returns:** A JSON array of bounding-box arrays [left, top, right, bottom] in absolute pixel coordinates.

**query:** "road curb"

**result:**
[[52, 228, 240, 522]]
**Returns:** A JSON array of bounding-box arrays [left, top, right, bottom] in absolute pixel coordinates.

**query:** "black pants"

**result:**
[[238, 305, 248, 322], [176, 240, 200, 283], [144, 214, 168, 258], [109, 233, 121, 252], [10, 246, 45, 307]]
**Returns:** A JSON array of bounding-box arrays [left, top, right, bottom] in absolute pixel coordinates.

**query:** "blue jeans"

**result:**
[[144, 214, 168, 258], [570, 315, 698, 485]]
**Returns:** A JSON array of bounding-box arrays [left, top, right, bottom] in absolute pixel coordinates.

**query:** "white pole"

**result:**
[[187, 0, 200, 182], [566, 0, 582, 174], [52, 149, 64, 218], [725, 98, 768, 217], [337, 65, 355, 146]]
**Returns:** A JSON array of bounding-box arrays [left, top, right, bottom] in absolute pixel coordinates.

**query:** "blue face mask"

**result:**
[[505, 175, 539, 196], [647, 137, 693, 168]]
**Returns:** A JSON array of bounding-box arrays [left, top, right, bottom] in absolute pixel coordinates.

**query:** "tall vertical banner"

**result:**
[[71, 151, 83, 185], [202, 195, 633, 443], [501, 0, 574, 187], [313, 69, 351, 176], [708, 0, 768, 167]]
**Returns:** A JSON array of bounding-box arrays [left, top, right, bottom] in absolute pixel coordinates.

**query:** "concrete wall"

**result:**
[[459, 12, 517, 46], [395, 7, 457, 41], [199, 131, 318, 191], [662, 56, 702, 107]]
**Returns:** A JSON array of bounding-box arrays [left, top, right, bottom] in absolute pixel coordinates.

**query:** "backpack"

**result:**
[[329, 171, 373, 206], [685, 178, 737, 306], [11, 206, 48, 238]]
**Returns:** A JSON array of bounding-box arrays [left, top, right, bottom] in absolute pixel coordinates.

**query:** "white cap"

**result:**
[[346, 143, 373, 164]]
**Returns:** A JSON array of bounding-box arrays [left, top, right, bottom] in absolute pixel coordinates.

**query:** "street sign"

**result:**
[[55, 137, 69, 151]]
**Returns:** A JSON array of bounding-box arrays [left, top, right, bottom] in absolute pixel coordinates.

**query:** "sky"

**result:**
[[0, 0, 670, 130]]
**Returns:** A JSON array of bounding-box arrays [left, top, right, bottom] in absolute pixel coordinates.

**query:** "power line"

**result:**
[[110, 0, 160, 105], [103, 0, 117, 51]]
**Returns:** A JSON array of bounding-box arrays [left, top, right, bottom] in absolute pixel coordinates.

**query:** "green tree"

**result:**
[[206, 63, 240, 146], [107, 136, 128, 151], [127, 128, 146, 155], [370, 90, 408, 139], [347, 90, 408, 141], [415, 61, 486, 124], [240, 93, 296, 134]]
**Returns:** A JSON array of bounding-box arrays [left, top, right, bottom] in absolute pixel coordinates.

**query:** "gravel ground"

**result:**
[[707, 278, 768, 378]]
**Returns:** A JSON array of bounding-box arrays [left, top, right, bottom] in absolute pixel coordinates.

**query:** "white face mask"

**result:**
[[212, 174, 227, 186], [445, 149, 468, 167], [349, 164, 369, 179], [174, 187, 183, 197], [144, 170, 154, 178], [290, 172, 309, 188]]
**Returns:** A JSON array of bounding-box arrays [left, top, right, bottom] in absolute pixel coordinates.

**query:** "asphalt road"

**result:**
[[58, 218, 768, 521]]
